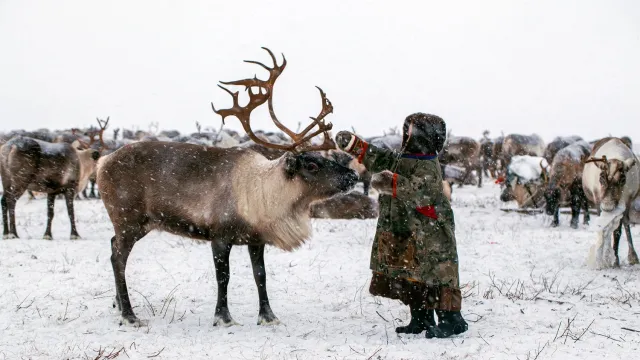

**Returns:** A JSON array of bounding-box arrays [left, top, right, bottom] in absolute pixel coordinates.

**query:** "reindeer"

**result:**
[[543, 140, 592, 228], [97, 48, 358, 326], [583, 137, 639, 268], [439, 135, 483, 187], [543, 136, 583, 165], [499, 155, 549, 208], [310, 192, 378, 219], [1, 136, 101, 240], [500, 134, 545, 176], [77, 118, 112, 200], [323, 150, 372, 195]]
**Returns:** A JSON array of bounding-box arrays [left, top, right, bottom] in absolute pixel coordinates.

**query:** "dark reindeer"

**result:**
[[97, 48, 357, 326], [543, 141, 592, 228], [1, 136, 100, 239], [439, 135, 483, 187], [543, 136, 583, 165]]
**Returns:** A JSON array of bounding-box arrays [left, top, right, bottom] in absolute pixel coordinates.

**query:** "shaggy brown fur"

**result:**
[[1, 136, 100, 240], [97, 141, 357, 326]]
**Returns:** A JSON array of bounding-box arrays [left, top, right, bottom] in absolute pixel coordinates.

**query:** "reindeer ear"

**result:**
[[284, 153, 300, 177], [623, 158, 636, 171]]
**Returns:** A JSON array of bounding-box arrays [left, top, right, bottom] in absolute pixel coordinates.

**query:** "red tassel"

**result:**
[[495, 176, 505, 184], [356, 141, 369, 164], [416, 205, 437, 220]]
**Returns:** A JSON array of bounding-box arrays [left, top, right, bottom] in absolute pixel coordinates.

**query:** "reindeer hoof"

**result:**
[[551, 222, 559, 228], [43, 234, 53, 240], [213, 314, 239, 327], [70, 234, 81, 240], [120, 314, 146, 327], [570, 222, 579, 229], [3, 234, 18, 240], [628, 253, 639, 266], [257, 316, 281, 326], [257, 308, 281, 325]]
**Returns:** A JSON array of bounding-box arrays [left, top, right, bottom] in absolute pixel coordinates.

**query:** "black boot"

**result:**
[[395, 305, 436, 334], [426, 310, 468, 338]]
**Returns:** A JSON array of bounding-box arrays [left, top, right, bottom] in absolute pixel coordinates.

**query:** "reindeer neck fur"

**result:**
[[75, 148, 97, 193], [232, 152, 312, 251]]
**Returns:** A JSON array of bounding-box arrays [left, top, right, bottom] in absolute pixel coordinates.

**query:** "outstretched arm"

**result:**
[[335, 131, 398, 173], [371, 168, 435, 202]]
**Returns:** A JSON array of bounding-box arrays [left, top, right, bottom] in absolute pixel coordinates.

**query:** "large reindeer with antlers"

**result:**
[[1, 121, 103, 240], [97, 48, 358, 326]]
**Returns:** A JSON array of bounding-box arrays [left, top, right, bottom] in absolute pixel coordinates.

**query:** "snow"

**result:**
[[508, 155, 549, 184], [554, 141, 592, 163], [1, 183, 640, 359]]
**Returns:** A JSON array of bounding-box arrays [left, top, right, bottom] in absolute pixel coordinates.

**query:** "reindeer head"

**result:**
[[587, 155, 637, 211], [283, 152, 358, 198], [211, 47, 357, 198]]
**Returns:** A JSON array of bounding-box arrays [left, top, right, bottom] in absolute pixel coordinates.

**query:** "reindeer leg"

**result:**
[[623, 223, 639, 265], [582, 191, 590, 225], [613, 223, 623, 268], [110, 236, 122, 312], [211, 241, 237, 326], [64, 189, 81, 240], [551, 203, 560, 227], [477, 163, 483, 188], [43, 193, 55, 240], [1, 195, 9, 238], [111, 231, 145, 326], [6, 194, 19, 239], [569, 187, 580, 229], [249, 244, 280, 325], [89, 179, 97, 199]]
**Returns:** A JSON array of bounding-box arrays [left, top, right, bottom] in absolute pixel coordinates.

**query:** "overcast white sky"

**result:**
[[1, 0, 639, 142]]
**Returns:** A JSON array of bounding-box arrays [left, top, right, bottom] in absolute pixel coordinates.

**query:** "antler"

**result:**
[[211, 47, 336, 152], [86, 117, 111, 150], [585, 155, 607, 164]]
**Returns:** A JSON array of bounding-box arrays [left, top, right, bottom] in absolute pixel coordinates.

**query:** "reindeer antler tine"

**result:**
[[217, 84, 236, 97], [244, 60, 271, 70], [262, 47, 278, 65]]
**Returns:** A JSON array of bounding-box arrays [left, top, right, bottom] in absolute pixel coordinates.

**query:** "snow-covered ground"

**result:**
[[1, 183, 639, 360]]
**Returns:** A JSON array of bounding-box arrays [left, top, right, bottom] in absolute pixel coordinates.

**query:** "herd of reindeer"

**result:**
[[1, 48, 638, 326]]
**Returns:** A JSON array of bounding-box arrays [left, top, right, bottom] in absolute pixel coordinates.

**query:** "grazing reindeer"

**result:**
[[543, 141, 592, 228], [500, 134, 545, 174], [583, 137, 639, 268], [543, 136, 583, 165], [439, 135, 483, 187], [499, 155, 549, 208], [98, 48, 357, 326], [1, 137, 100, 239]]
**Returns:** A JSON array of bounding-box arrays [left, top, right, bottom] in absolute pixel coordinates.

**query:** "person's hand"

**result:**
[[371, 170, 394, 195], [335, 131, 356, 151]]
